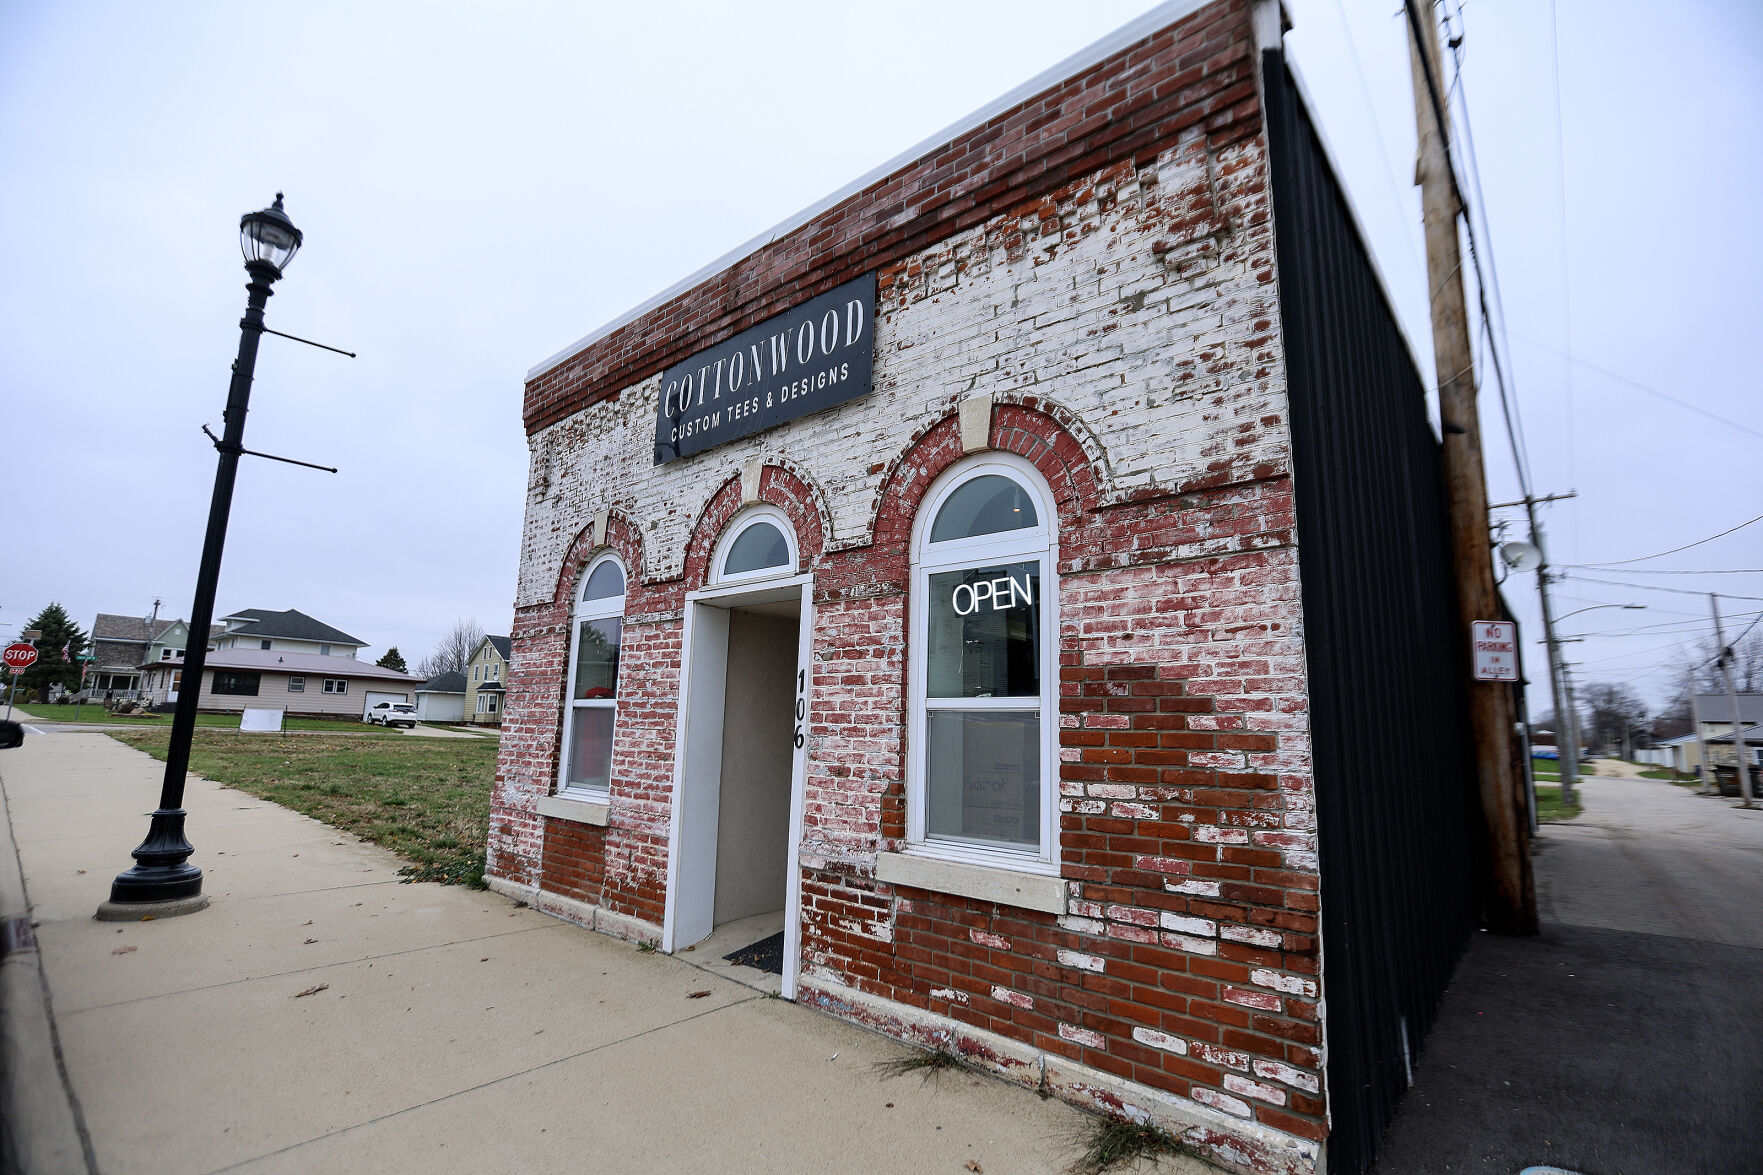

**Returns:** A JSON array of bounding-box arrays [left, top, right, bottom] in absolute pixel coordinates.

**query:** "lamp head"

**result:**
[[240, 192, 302, 275]]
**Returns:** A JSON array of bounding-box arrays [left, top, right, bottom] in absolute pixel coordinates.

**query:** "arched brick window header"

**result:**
[[873, 403, 1105, 565], [680, 463, 830, 592], [553, 510, 646, 608]]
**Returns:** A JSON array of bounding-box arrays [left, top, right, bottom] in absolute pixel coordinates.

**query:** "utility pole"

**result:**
[[1711, 594, 1757, 808], [1406, 0, 1536, 934], [1528, 521, 1579, 806], [1692, 691, 1714, 795]]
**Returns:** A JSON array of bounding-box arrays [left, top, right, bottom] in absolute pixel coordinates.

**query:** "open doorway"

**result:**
[[666, 578, 811, 997]]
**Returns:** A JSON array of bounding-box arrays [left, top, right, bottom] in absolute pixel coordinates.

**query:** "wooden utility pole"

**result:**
[[1405, 0, 1537, 934], [1711, 594, 1758, 808]]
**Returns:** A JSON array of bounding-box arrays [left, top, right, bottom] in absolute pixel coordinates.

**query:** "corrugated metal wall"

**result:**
[[1263, 52, 1484, 1175]]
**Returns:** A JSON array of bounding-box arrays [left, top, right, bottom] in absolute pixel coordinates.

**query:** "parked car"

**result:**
[[365, 702, 418, 729], [0, 719, 22, 749]]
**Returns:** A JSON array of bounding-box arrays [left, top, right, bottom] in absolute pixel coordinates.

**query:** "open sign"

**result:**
[[951, 572, 1034, 616]]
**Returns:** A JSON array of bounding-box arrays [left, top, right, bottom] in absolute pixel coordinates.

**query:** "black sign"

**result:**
[[653, 272, 875, 464]]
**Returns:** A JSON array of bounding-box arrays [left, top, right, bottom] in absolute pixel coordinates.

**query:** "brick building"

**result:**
[[486, 3, 1481, 1171]]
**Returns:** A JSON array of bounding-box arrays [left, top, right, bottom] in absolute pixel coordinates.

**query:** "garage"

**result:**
[[361, 689, 409, 720]]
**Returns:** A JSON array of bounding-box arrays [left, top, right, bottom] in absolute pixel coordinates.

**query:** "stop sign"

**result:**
[[3, 643, 39, 670]]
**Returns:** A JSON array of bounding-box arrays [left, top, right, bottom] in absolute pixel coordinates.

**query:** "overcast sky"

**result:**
[[2, 1, 1757, 713]]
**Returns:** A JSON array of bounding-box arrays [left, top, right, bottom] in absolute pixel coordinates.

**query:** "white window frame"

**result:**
[[558, 551, 627, 802], [711, 505, 799, 585], [323, 678, 348, 695], [906, 454, 1060, 873], [288, 676, 305, 692]]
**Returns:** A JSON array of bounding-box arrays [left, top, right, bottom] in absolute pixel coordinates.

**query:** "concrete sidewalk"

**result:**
[[0, 730, 1103, 1175]]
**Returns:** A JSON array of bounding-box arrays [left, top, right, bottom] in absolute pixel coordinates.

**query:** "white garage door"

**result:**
[[362, 690, 409, 719]]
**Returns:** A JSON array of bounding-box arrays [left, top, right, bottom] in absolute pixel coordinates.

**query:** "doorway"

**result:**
[[664, 575, 811, 998]]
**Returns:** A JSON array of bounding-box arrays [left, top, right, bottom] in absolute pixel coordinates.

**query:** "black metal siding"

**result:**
[[1262, 52, 1482, 1175]]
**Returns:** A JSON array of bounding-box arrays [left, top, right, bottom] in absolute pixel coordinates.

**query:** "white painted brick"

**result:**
[[1250, 968, 1317, 998], [1159, 912, 1216, 937], [1131, 1027, 1188, 1054]]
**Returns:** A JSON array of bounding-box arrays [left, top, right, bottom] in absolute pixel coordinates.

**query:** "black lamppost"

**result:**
[[99, 194, 303, 920]]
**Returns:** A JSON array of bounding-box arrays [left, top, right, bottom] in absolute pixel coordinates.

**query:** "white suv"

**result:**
[[366, 702, 418, 729]]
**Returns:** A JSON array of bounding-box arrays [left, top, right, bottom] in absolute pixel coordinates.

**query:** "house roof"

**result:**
[[475, 635, 512, 662], [219, 608, 367, 648], [93, 613, 154, 643], [417, 671, 467, 695], [149, 649, 422, 682], [1694, 694, 1763, 725]]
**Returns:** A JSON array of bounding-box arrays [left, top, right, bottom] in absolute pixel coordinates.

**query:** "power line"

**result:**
[[1447, 2, 1536, 501], [1405, 0, 1536, 502], [1328, 0, 1429, 287], [1567, 511, 1763, 567], [1565, 574, 1763, 602], [1563, 566, 1763, 576], [1508, 332, 1763, 440]]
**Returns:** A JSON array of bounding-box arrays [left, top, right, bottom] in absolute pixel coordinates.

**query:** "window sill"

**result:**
[[875, 851, 1065, 914], [537, 795, 610, 827]]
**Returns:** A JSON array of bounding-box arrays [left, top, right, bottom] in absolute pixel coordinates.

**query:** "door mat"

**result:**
[[723, 931, 785, 974]]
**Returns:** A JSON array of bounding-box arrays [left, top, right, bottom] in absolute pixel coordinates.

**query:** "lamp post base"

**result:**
[[102, 806, 206, 914], [96, 894, 211, 922]]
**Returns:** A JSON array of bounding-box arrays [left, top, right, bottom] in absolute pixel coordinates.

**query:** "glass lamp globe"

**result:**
[[239, 193, 303, 273]]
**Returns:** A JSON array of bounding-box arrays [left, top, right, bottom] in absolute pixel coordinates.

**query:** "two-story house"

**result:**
[[139, 607, 399, 715], [210, 608, 369, 659], [463, 635, 510, 725], [87, 613, 156, 700], [86, 612, 221, 701]]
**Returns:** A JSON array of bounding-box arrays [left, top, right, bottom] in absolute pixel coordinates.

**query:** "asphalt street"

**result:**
[[1370, 765, 1763, 1175]]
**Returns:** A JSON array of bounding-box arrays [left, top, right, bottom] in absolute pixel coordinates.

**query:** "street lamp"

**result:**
[[98, 194, 303, 920], [1557, 603, 1646, 623]]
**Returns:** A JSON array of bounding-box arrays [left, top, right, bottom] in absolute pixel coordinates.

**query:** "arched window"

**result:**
[[713, 506, 798, 584], [560, 553, 626, 798], [909, 457, 1058, 866]]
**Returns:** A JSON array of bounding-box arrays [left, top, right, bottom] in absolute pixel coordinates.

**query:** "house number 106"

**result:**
[[794, 669, 806, 749]]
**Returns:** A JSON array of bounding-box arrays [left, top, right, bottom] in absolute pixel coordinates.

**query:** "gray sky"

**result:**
[[2, 1, 1757, 713]]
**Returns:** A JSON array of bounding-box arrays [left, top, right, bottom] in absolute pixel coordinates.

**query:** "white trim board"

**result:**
[[525, 0, 1212, 383]]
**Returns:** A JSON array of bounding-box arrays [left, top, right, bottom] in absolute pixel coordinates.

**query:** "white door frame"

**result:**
[[662, 571, 814, 1000]]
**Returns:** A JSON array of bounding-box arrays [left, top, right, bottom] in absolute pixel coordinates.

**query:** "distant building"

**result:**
[[464, 635, 510, 726]]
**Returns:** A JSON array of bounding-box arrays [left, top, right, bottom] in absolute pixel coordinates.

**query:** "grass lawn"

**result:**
[[12, 704, 406, 736], [1640, 768, 1698, 785], [109, 729, 498, 887], [1534, 783, 1582, 822]]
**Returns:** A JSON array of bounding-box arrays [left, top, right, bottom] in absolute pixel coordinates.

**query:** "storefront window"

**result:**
[[911, 459, 1056, 863], [562, 554, 625, 797]]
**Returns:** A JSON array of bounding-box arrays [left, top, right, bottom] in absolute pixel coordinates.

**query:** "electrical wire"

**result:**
[[1443, 1, 1537, 496], [1563, 567, 1763, 576], [1328, 0, 1429, 286], [1565, 575, 1763, 602], [1565, 511, 1763, 567], [1508, 332, 1763, 441], [1403, 3, 1533, 499]]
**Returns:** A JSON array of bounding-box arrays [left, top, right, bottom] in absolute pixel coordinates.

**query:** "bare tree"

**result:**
[[1658, 628, 1763, 723], [416, 618, 485, 678], [1580, 681, 1648, 756]]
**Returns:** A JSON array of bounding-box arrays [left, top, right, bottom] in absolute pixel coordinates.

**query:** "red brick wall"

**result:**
[[785, 404, 1322, 1141], [524, 0, 1265, 436]]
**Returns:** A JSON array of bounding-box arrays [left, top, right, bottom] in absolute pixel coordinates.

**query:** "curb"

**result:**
[[0, 753, 96, 1175]]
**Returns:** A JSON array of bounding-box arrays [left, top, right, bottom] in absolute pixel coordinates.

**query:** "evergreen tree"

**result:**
[[375, 646, 409, 674], [19, 603, 88, 696]]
